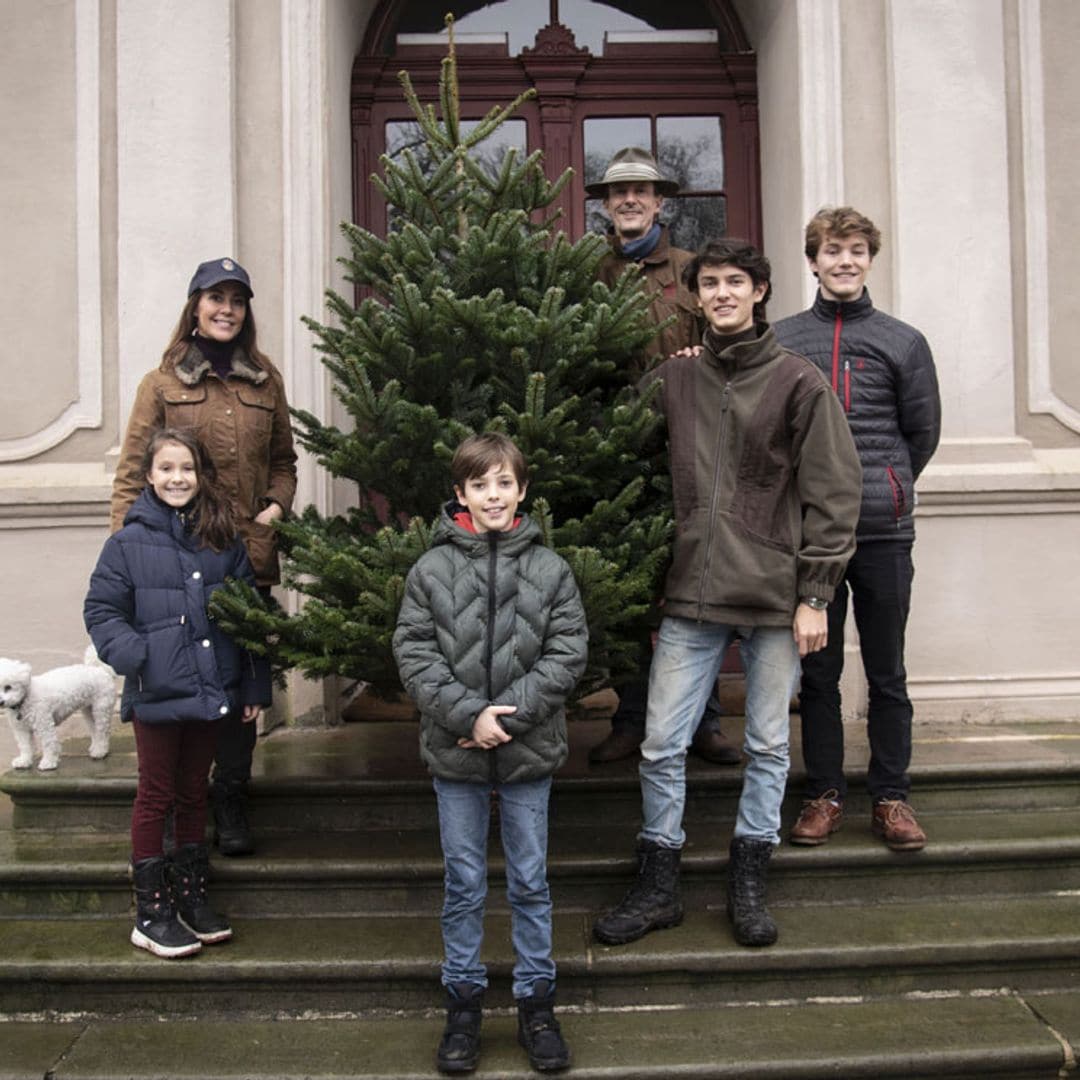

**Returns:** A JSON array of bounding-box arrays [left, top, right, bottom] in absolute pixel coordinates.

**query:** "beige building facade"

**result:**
[[2, 0, 1077, 724]]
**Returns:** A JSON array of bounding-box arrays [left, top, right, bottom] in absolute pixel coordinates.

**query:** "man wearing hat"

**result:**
[[586, 148, 739, 767], [587, 147, 701, 371]]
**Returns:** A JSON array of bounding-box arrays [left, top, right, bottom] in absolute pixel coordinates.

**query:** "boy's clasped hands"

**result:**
[[457, 704, 516, 750]]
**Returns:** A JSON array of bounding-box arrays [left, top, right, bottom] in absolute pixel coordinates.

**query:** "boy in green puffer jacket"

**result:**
[[393, 432, 588, 1075]]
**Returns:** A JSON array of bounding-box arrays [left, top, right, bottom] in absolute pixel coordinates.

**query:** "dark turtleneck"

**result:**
[[192, 334, 236, 379], [703, 323, 760, 355]]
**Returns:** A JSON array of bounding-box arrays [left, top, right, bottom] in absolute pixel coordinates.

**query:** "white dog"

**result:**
[[0, 654, 116, 771]]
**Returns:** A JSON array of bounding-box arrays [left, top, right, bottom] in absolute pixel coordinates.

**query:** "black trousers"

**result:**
[[212, 584, 270, 787], [798, 539, 914, 802]]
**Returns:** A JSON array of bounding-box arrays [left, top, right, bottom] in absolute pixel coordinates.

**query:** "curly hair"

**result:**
[[804, 206, 882, 260]]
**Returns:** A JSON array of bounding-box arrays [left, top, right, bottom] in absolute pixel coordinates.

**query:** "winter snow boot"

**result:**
[[592, 839, 683, 945], [130, 856, 201, 959], [171, 842, 233, 944], [516, 979, 570, 1072], [210, 778, 254, 856], [726, 836, 778, 946], [436, 981, 484, 1074]]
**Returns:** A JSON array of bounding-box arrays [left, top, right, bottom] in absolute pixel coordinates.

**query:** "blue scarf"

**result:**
[[619, 223, 662, 262]]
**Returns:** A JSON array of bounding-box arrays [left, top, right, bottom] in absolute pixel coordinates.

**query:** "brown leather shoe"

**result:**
[[588, 728, 644, 764], [789, 790, 843, 845], [690, 724, 742, 765], [872, 799, 927, 851]]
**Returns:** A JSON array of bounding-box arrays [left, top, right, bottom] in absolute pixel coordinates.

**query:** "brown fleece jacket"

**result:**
[[642, 323, 861, 627]]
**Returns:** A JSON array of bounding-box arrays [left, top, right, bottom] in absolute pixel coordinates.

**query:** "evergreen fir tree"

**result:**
[[212, 19, 674, 703]]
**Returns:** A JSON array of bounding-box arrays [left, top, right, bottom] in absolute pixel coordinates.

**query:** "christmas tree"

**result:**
[[212, 19, 674, 703]]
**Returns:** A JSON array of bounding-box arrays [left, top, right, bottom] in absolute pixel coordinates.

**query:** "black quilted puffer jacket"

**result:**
[[393, 504, 588, 785], [774, 290, 941, 542]]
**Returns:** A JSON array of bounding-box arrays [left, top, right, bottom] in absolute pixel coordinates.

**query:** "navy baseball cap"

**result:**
[[187, 257, 253, 298]]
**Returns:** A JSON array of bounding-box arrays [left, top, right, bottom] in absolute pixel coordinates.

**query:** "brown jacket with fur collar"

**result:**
[[110, 344, 298, 585]]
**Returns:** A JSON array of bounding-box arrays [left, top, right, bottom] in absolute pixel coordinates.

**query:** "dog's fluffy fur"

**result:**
[[0, 653, 116, 771]]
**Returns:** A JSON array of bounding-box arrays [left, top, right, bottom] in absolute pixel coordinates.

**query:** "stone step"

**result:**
[[3, 806, 1080, 917], [4, 991, 1078, 1079], [2, 895, 1078, 1018], [4, 719, 1080, 833]]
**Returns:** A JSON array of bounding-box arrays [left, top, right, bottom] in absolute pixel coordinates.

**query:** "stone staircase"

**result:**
[[2, 714, 1079, 1078]]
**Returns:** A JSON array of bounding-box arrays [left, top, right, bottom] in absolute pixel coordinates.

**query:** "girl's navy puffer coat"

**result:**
[[84, 487, 271, 724]]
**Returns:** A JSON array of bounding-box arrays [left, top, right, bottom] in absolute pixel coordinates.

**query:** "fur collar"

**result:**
[[173, 343, 269, 387]]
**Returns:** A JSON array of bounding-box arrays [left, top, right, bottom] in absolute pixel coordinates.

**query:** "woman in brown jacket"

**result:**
[[111, 257, 297, 856]]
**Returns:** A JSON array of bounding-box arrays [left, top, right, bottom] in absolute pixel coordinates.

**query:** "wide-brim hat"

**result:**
[[585, 146, 680, 198], [187, 257, 254, 298]]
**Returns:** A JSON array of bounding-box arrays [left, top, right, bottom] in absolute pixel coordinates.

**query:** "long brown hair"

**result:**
[[141, 428, 238, 551], [159, 289, 272, 373]]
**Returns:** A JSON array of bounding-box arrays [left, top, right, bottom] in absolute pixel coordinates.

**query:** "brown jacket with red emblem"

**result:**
[[110, 345, 297, 586]]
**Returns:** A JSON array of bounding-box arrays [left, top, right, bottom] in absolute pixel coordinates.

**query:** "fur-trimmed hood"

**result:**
[[172, 343, 269, 387]]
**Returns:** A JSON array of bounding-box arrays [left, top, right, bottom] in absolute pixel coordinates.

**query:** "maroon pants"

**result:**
[[131, 717, 221, 861]]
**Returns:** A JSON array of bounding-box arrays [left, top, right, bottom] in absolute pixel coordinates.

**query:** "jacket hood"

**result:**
[[172, 343, 269, 387], [123, 487, 200, 549], [811, 287, 875, 323], [432, 500, 542, 558]]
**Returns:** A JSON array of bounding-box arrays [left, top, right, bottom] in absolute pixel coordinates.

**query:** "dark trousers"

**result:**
[[211, 711, 258, 786], [132, 717, 221, 860], [798, 539, 914, 802], [211, 584, 269, 786]]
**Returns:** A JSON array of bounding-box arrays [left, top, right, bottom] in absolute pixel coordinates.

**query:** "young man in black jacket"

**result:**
[[774, 207, 941, 852]]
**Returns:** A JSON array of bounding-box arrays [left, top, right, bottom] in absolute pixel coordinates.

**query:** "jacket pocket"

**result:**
[[886, 466, 908, 521], [240, 519, 279, 583], [235, 385, 277, 437], [139, 622, 195, 701]]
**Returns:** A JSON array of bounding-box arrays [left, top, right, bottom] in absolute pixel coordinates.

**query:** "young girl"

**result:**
[[85, 427, 271, 958]]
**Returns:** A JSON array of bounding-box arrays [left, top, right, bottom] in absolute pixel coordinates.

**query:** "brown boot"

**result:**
[[789, 790, 843, 846], [588, 728, 643, 764], [690, 723, 741, 765], [872, 799, 927, 851]]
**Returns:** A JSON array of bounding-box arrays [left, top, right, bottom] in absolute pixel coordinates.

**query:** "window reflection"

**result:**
[[385, 118, 527, 177], [397, 0, 716, 57], [658, 116, 724, 191], [384, 119, 528, 229]]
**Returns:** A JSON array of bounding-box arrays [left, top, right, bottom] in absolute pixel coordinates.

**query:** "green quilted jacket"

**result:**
[[393, 504, 588, 785]]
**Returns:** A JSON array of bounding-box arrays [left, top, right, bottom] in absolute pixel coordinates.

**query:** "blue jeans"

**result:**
[[433, 775, 555, 999], [639, 617, 797, 848]]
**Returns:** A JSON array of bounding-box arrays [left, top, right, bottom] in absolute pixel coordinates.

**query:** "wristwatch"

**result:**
[[803, 596, 829, 610]]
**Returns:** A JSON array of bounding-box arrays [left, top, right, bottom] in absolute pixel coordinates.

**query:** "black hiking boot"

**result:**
[[592, 840, 683, 945], [171, 843, 233, 944], [516, 979, 570, 1072], [210, 779, 254, 856], [130, 856, 201, 959], [726, 836, 778, 946], [437, 981, 484, 1074]]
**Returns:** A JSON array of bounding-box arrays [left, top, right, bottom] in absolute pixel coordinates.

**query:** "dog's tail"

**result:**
[[83, 642, 117, 676]]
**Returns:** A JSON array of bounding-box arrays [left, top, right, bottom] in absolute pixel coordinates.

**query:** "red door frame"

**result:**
[[351, 4, 759, 245]]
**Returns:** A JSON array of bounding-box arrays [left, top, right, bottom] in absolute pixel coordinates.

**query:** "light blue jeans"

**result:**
[[433, 775, 555, 999], [639, 617, 797, 848]]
